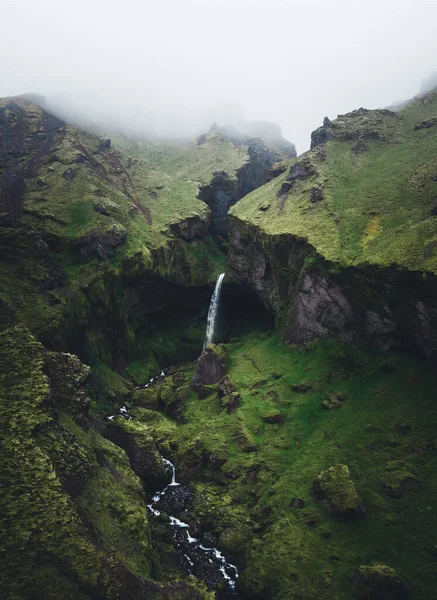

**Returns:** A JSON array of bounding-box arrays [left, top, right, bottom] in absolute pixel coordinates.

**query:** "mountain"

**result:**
[[1, 91, 437, 600]]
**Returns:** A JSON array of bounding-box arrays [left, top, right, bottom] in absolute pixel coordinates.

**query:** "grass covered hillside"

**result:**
[[230, 88, 437, 274]]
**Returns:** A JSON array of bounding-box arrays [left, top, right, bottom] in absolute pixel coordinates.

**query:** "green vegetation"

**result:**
[[160, 331, 437, 599], [231, 90, 437, 273]]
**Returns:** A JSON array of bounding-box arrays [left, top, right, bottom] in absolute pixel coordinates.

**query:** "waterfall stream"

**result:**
[[147, 455, 239, 595], [204, 272, 225, 349]]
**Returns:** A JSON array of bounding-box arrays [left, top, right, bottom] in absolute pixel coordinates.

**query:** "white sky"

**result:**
[[1, 0, 437, 153]]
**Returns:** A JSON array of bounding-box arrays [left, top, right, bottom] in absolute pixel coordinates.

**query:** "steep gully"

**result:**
[[107, 275, 240, 596]]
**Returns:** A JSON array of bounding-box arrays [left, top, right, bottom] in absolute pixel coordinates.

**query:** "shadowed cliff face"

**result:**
[[227, 217, 437, 360], [0, 99, 65, 218], [198, 136, 297, 241]]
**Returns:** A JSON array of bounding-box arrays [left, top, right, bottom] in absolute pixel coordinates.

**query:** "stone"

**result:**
[[313, 464, 365, 519], [310, 186, 324, 202], [133, 387, 159, 410], [63, 167, 76, 181], [191, 344, 227, 386], [352, 138, 369, 153], [191, 383, 214, 399], [351, 564, 407, 599], [291, 381, 313, 393], [322, 392, 346, 410], [261, 411, 285, 424], [218, 375, 236, 398], [94, 202, 110, 216], [289, 497, 305, 509], [379, 469, 421, 498]]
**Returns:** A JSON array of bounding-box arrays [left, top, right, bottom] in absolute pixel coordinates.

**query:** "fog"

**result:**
[[1, 0, 437, 153]]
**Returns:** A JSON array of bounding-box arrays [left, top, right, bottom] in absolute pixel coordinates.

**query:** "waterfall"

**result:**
[[204, 272, 225, 349]]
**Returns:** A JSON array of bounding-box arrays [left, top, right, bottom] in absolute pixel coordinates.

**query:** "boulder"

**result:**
[[322, 392, 346, 410], [261, 411, 285, 424], [313, 464, 365, 519], [218, 375, 236, 398], [310, 186, 324, 202], [191, 344, 227, 386], [132, 387, 159, 411], [351, 564, 407, 599], [380, 469, 421, 499]]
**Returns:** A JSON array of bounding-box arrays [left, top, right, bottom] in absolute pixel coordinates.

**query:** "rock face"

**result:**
[[351, 564, 407, 600], [169, 212, 211, 241], [104, 420, 169, 490], [191, 344, 227, 386], [313, 464, 365, 519]]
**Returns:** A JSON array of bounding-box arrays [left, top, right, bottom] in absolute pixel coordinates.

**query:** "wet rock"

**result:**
[[191, 344, 227, 386], [76, 224, 127, 260], [271, 372, 282, 380], [169, 213, 210, 241], [261, 410, 284, 424], [104, 421, 169, 490], [313, 464, 365, 519], [322, 392, 346, 410], [379, 469, 421, 499], [351, 564, 407, 600], [310, 186, 324, 202], [218, 375, 236, 398]]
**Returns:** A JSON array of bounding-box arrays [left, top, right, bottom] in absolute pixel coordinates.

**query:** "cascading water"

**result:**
[[204, 272, 225, 349], [147, 454, 239, 596]]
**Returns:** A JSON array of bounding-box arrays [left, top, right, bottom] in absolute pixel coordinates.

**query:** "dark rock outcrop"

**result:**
[[218, 375, 236, 398], [76, 224, 127, 259], [104, 421, 169, 490], [191, 344, 227, 386], [313, 464, 365, 519], [169, 212, 210, 241]]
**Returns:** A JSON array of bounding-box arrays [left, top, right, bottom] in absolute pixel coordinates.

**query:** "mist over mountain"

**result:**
[[1, 1, 437, 152]]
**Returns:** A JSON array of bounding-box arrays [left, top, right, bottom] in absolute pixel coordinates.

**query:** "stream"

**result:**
[[107, 370, 240, 597], [147, 455, 239, 596]]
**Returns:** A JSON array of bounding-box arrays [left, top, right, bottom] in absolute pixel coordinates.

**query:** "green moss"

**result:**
[[169, 331, 437, 599], [231, 90, 437, 274]]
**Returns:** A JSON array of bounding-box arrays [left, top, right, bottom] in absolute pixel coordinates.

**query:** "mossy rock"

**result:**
[[313, 464, 365, 519], [133, 387, 159, 410], [220, 392, 241, 413], [262, 410, 285, 424], [191, 344, 227, 386], [379, 469, 421, 498], [322, 392, 346, 409], [351, 564, 407, 599]]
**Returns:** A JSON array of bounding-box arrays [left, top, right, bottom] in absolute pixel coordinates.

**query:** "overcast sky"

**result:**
[[1, 0, 437, 153]]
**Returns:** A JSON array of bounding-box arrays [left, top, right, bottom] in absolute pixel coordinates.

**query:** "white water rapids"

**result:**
[[147, 454, 239, 594], [204, 272, 225, 349]]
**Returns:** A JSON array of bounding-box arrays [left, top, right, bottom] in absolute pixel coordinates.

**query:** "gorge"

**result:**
[[1, 87, 437, 600]]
